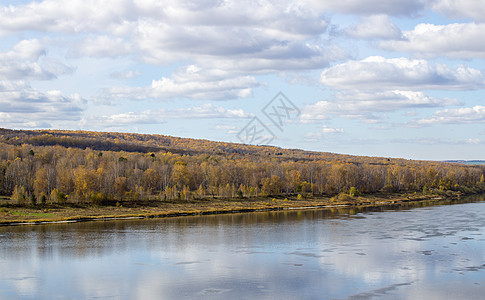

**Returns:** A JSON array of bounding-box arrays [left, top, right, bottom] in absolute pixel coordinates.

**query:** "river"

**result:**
[[1, 196, 485, 299]]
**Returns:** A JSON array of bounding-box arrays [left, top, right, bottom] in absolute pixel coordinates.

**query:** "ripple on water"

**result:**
[[286, 251, 324, 258], [419, 250, 433, 256], [175, 261, 203, 265], [4, 276, 36, 281], [454, 264, 485, 273], [197, 288, 231, 296], [347, 282, 414, 299]]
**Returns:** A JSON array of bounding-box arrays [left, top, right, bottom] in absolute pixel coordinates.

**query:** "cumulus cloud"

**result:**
[[337, 90, 460, 108], [345, 15, 401, 39], [0, 1, 342, 77], [430, 0, 485, 21], [131, 13, 333, 62], [0, 1, 350, 103], [321, 126, 344, 133], [71, 35, 134, 58], [305, 125, 344, 141], [84, 104, 252, 127], [0, 0, 136, 34], [414, 106, 485, 125], [102, 65, 261, 101], [0, 1, 330, 59], [320, 56, 485, 90], [0, 0, 428, 37], [214, 124, 239, 132], [300, 90, 460, 122], [379, 23, 485, 59], [0, 1, 326, 36], [110, 69, 141, 79], [0, 80, 86, 128], [130, 16, 341, 74], [304, 0, 426, 15], [2, 39, 45, 60], [167, 103, 252, 119], [0, 39, 72, 80]]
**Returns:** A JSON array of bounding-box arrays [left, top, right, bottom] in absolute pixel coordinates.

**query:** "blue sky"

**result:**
[[0, 0, 484, 160]]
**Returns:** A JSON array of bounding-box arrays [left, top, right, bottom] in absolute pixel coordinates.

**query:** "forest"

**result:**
[[1, 128, 484, 205]]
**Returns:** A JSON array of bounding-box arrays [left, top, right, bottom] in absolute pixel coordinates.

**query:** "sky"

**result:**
[[0, 0, 484, 160]]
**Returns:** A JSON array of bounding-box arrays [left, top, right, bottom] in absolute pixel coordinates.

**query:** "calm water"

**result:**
[[1, 197, 485, 299]]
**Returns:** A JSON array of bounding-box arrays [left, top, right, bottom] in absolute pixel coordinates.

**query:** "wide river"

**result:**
[[1, 196, 485, 299]]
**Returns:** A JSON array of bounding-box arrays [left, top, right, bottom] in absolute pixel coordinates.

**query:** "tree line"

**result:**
[[0, 129, 484, 205]]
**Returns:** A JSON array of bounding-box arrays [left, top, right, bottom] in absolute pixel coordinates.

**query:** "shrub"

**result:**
[[349, 187, 360, 197], [337, 193, 352, 201], [12, 185, 27, 205], [49, 189, 67, 204], [90, 192, 106, 205]]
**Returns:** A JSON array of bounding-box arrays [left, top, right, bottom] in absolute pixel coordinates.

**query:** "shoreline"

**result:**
[[0, 192, 469, 226]]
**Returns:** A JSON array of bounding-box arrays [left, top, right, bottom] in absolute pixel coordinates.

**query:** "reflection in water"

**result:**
[[1, 196, 485, 299]]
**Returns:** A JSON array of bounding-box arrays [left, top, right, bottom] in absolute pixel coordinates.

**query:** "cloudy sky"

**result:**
[[1, 0, 484, 160]]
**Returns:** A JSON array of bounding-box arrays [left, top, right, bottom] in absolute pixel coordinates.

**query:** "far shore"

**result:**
[[0, 192, 474, 226]]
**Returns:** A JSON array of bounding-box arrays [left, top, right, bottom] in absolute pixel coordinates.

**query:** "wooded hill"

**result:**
[[0, 128, 484, 205]]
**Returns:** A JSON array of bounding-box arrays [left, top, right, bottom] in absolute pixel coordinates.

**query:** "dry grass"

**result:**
[[0, 193, 448, 225]]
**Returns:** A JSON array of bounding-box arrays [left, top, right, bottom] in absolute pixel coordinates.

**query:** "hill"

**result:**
[[0, 128, 484, 205], [444, 160, 485, 165]]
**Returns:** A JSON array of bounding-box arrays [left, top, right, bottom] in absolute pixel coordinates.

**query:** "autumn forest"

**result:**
[[1, 128, 484, 206]]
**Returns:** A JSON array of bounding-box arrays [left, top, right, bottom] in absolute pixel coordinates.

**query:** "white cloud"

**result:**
[[430, 0, 485, 21], [214, 125, 238, 131], [131, 13, 332, 61], [0, 80, 85, 128], [304, 0, 426, 15], [305, 125, 344, 141], [168, 104, 252, 119], [129, 18, 341, 76], [102, 65, 261, 101], [337, 90, 460, 109], [0, 1, 348, 102], [88, 111, 161, 126], [379, 23, 485, 59], [300, 90, 460, 123], [84, 104, 252, 127], [345, 15, 401, 39], [320, 56, 485, 90], [0, 1, 342, 76], [414, 105, 485, 125], [72, 35, 133, 58], [110, 69, 141, 79], [0, 1, 331, 60], [0, 39, 72, 80], [0, 0, 136, 34], [465, 138, 480, 145], [386, 137, 485, 146], [2, 39, 45, 60], [321, 125, 344, 133], [0, 0, 427, 38]]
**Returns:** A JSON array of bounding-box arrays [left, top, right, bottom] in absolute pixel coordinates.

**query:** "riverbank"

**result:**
[[0, 192, 465, 226]]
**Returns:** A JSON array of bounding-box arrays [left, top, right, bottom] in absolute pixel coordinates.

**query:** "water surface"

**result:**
[[1, 196, 485, 299]]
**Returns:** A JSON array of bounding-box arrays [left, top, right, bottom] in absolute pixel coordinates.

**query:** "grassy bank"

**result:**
[[0, 192, 459, 226]]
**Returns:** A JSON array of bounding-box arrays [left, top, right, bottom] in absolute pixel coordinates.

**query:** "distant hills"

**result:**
[[0, 127, 396, 164], [444, 161, 485, 165]]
